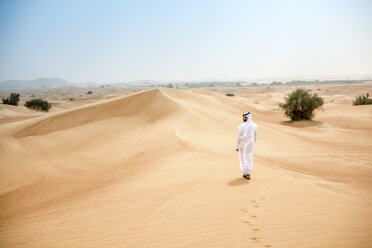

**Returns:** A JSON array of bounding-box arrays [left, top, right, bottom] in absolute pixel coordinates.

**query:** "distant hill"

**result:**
[[0, 78, 71, 89]]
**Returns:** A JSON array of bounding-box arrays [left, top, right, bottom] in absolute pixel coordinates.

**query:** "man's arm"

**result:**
[[254, 126, 257, 144], [236, 126, 243, 151]]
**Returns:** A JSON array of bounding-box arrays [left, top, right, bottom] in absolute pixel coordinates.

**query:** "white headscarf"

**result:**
[[243, 112, 252, 123]]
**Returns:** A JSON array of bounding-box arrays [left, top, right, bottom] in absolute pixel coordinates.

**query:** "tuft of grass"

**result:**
[[2, 93, 20, 106], [353, 93, 372, 105], [24, 99, 51, 111], [225, 93, 235, 97]]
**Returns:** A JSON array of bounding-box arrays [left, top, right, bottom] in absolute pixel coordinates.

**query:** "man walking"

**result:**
[[236, 112, 257, 180]]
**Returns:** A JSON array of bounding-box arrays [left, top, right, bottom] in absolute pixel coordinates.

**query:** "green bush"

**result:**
[[87, 91, 93, 94], [2, 93, 20, 106], [24, 99, 51, 111], [279, 88, 324, 121], [225, 93, 235, 97], [353, 93, 372, 105]]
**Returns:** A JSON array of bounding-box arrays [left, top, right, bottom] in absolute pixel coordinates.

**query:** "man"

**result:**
[[236, 112, 257, 180]]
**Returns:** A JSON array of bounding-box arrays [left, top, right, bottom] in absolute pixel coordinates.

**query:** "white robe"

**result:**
[[236, 118, 257, 175]]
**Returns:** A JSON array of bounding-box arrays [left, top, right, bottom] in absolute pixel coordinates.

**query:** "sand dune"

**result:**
[[0, 86, 371, 247], [0, 104, 41, 124]]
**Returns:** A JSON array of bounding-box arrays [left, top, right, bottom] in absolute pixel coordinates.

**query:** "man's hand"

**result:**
[[235, 148, 239, 151]]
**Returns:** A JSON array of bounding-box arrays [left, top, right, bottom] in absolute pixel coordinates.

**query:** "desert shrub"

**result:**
[[87, 91, 93, 94], [24, 99, 51, 111], [225, 93, 234, 97], [69, 98, 75, 101], [353, 93, 372, 105], [2, 93, 20, 106], [167, 83, 174, 88], [279, 88, 324, 121]]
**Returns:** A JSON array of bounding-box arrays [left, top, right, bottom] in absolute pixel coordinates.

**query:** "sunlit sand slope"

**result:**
[[1, 87, 371, 248]]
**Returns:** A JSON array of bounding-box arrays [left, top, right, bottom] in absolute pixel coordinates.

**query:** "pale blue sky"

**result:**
[[0, 0, 371, 83]]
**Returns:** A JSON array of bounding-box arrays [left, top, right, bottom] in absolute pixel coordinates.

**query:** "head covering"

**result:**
[[242, 112, 252, 122], [242, 112, 250, 117]]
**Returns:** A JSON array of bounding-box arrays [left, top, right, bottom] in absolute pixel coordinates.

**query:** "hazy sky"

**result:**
[[0, 0, 371, 82]]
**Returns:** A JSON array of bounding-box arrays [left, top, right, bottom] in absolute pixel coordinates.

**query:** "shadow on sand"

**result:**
[[228, 177, 250, 186], [280, 120, 324, 128]]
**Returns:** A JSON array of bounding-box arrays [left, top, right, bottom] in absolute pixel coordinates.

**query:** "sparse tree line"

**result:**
[[157, 80, 367, 89], [1, 93, 51, 111]]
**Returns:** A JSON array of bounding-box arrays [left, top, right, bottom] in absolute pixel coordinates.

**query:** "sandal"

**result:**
[[243, 174, 250, 180]]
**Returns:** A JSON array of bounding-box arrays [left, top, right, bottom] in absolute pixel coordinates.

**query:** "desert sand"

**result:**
[[0, 84, 371, 247]]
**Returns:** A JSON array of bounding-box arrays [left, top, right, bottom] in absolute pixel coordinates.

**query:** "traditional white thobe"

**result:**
[[236, 118, 257, 175]]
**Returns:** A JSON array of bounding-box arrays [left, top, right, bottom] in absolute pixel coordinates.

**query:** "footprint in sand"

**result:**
[[242, 220, 253, 226], [251, 215, 257, 218], [251, 237, 259, 242], [240, 208, 247, 213], [252, 228, 259, 231]]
